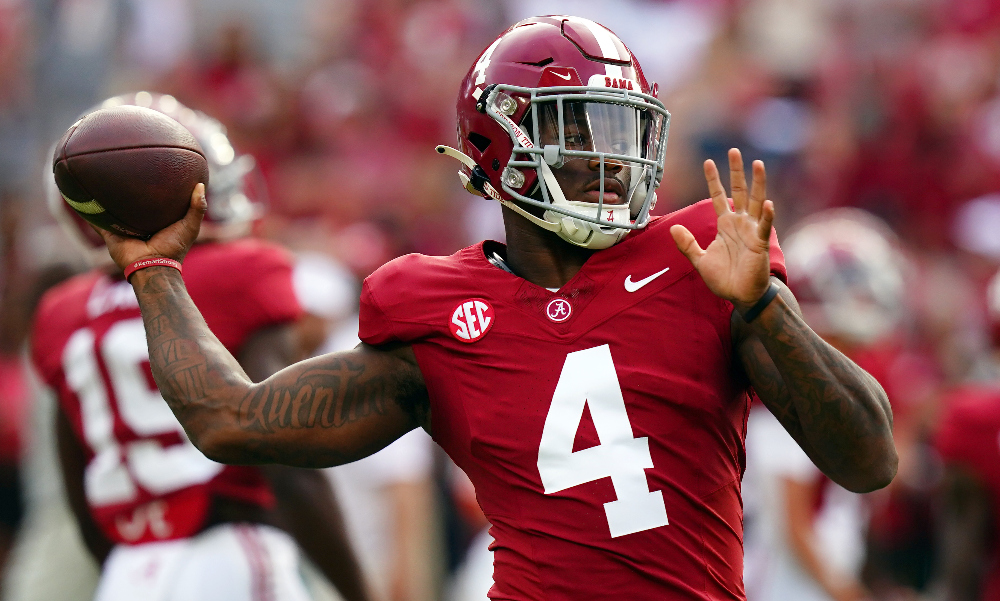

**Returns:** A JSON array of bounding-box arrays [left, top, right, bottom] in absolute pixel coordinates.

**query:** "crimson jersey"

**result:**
[[32, 239, 302, 546], [359, 200, 785, 600], [936, 385, 1000, 601]]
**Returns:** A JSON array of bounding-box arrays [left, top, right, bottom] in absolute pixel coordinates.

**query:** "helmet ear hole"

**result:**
[[468, 132, 491, 153]]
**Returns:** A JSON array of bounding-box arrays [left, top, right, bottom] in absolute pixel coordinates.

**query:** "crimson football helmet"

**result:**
[[49, 91, 266, 263], [437, 15, 670, 249], [783, 209, 909, 346]]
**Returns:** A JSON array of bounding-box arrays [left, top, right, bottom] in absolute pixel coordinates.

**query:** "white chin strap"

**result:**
[[437, 145, 561, 233], [436, 145, 628, 250], [537, 161, 629, 250]]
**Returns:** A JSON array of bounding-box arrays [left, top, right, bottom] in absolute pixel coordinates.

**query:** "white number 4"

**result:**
[[537, 344, 668, 537]]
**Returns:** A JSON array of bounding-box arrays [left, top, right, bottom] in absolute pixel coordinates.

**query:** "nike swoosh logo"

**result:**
[[552, 71, 572, 80], [624, 267, 670, 292]]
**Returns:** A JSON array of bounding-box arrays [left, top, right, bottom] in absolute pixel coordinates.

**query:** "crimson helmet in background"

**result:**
[[48, 91, 266, 263], [438, 15, 670, 250], [784, 209, 909, 347]]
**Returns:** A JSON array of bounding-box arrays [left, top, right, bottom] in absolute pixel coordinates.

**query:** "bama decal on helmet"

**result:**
[[449, 299, 495, 343], [586, 74, 639, 91]]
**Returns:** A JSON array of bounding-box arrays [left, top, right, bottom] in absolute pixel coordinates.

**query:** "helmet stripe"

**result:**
[[563, 16, 625, 79], [563, 16, 621, 60]]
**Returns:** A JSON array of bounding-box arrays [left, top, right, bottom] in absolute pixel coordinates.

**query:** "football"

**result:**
[[52, 105, 209, 240]]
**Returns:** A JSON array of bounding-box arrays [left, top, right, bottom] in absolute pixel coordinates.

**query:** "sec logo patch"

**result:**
[[450, 299, 494, 343]]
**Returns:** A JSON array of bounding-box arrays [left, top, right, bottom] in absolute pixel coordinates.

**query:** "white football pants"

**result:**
[[93, 523, 314, 601]]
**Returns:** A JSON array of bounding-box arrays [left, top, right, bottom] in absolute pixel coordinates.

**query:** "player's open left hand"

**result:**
[[670, 148, 775, 308], [98, 184, 207, 272]]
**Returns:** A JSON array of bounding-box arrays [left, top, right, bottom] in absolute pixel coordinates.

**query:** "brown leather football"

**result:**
[[52, 105, 209, 240]]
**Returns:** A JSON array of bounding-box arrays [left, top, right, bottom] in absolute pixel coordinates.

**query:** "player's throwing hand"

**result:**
[[670, 148, 775, 308], [98, 183, 207, 271]]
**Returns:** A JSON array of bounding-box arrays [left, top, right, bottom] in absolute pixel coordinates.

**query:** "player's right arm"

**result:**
[[99, 186, 429, 467], [135, 266, 427, 466]]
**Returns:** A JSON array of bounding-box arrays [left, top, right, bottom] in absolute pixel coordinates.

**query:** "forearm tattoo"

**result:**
[[133, 268, 426, 459], [238, 362, 388, 432], [140, 271, 219, 412], [738, 285, 895, 489]]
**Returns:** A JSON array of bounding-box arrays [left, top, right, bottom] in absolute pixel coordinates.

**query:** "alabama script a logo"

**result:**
[[546, 298, 573, 323]]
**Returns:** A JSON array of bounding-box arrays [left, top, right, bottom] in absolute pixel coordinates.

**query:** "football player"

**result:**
[[33, 93, 370, 601], [934, 268, 1000, 601], [94, 17, 897, 600]]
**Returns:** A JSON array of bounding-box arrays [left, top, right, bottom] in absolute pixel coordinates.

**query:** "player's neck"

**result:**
[[501, 206, 595, 289]]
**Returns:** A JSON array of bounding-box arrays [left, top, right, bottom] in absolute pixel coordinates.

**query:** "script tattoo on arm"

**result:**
[[238, 352, 429, 435], [734, 278, 897, 493], [132, 267, 427, 467]]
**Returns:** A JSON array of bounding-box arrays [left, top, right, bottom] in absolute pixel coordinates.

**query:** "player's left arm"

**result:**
[[261, 465, 371, 601], [237, 319, 370, 601], [783, 476, 868, 601], [731, 282, 895, 492], [56, 405, 114, 564], [933, 464, 991, 601], [670, 148, 896, 493]]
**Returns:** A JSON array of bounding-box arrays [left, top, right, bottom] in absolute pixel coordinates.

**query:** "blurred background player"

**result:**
[[27, 92, 370, 601], [292, 253, 440, 601], [933, 268, 1000, 601], [743, 209, 924, 601]]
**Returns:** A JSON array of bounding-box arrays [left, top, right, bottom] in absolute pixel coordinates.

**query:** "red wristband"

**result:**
[[124, 257, 182, 282]]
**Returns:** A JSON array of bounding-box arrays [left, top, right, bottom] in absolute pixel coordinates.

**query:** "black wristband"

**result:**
[[740, 282, 780, 323]]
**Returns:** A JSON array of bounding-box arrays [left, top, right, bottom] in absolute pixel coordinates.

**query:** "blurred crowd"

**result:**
[[2, 0, 1000, 599]]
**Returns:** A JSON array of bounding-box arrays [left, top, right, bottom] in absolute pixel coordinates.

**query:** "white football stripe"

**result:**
[[63, 194, 105, 214]]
